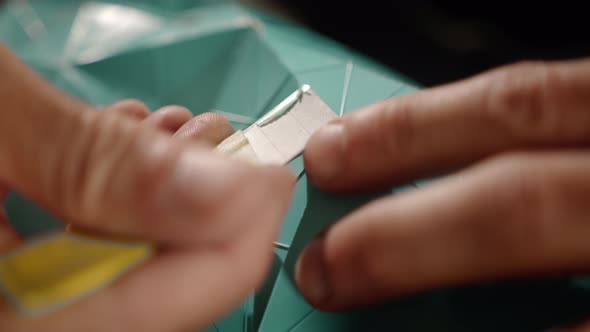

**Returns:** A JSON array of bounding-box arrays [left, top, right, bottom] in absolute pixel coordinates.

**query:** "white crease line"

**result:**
[[339, 61, 353, 116]]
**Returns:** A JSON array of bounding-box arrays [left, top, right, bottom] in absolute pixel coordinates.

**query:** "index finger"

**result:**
[[304, 58, 590, 192]]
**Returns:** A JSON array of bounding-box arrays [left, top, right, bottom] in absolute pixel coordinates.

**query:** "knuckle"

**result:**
[[60, 111, 164, 228], [77, 113, 136, 224], [48, 111, 102, 221], [483, 60, 563, 141], [503, 157, 548, 217]]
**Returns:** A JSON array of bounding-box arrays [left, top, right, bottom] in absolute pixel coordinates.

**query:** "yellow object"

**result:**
[[0, 233, 152, 315]]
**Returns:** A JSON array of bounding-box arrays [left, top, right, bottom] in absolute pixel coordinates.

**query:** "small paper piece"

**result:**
[[217, 86, 338, 165], [0, 233, 152, 315]]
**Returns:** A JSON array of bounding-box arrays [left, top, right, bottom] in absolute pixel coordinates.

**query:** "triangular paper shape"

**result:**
[[252, 253, 283, 331], [277, 160, 307, 246], [268, 38, 345, 72], [287, 310, 354, 332], [77, 27, 247, 111], [64, 2, 164, 64], [256, 268, 313, 332], [4, 193, 62, 238], [392, 84, 419, 97], [214, 303, 248, 332], [343, 66, 405, 113], [213, 30, 293, 120]]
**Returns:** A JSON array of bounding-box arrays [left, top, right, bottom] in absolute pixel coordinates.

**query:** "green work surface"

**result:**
[[1, 1, 589, 331]]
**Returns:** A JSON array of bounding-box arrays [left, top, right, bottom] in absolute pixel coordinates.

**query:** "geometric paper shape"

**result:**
[[276, 172, 307, 246], [217, 86, 338, 166], [249, 91, 337, 163], [288, 310, 354, 332], [257, 180, 392, 332], [392, 84, 419, 97], [252, 253, 283, 331], [214, 304, 248, 332], [343, 66, 405, 113], [77, 27, 248, 110], [4, 192, 62, 239], [257, 268, 313, 332], [257, 75, 301, 121], [268, 38, 344, 72], [213, 30, 292, 121], [64, 2, 164, 64], [0, 233, 152, 316]]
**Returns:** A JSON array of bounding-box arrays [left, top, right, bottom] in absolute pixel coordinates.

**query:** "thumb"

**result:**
[[0, 45, 294, 245]]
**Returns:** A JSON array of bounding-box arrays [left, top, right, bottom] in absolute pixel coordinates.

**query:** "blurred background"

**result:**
[[244, 0, 589, 86]]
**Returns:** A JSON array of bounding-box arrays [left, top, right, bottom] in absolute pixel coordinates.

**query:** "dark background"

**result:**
[[2, 0, 588, 87], [281, 1, 589, 86]]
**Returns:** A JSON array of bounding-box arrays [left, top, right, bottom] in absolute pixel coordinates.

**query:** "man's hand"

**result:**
[[0, 45, 294, 331], [296, 58, 590, 315]]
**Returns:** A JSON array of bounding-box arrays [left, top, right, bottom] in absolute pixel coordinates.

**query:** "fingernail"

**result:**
[[295, 236, 331, 306], [305, 122, 345, 182]]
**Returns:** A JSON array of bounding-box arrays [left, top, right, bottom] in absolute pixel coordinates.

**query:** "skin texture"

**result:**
[[0, 44, 295, 331], [296, 58, 590, 330]]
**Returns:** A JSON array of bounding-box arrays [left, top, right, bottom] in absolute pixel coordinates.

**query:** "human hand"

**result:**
[[295, 58, 590, 319], [0, 46, 294, 331]]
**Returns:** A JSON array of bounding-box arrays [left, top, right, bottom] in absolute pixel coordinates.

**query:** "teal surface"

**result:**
[[1, 1, 589, 331]]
